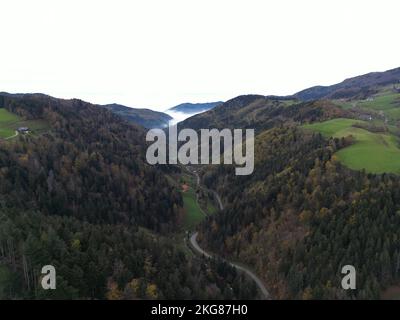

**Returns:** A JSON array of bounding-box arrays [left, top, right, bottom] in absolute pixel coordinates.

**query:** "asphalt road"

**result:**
[[189, 231, 270, 299], [186, 168, 270, 299]]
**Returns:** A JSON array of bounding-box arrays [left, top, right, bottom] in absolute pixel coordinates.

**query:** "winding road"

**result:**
[[211, 190, 223, 211], [190, 232, 270, 299], [191, 171, 223, 212], [187, 168, 270, 300], [5, 131, 18, 140]]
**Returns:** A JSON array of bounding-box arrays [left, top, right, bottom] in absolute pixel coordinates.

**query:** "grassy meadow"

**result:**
[[334, 88, 400, 122], [303, 118, 400, 174], [0, 108, 49, 139]]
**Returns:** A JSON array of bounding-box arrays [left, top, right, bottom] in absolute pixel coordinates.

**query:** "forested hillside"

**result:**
[[179, 95, 352, 133], [198, 127, 400, 298], [102, 103, 172, 129], [192, 95, 400, 299], [294, 67, 400, 101], [168, 101, 223, 114], [0, 93, 179, 230], [0, 93, 257, 299], [1, 67, 400, 300]]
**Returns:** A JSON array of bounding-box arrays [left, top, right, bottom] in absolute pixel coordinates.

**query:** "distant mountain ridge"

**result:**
[[294, 66, 400, 101], [101, 103, 172, 129], [167, 101, 224, 114], [179, 95, 348, 133], [177, 66, 400, 128], [1, 93, 225, 129]]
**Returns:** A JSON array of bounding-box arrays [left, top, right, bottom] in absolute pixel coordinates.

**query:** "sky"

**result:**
[[0, 0, 399, 111]]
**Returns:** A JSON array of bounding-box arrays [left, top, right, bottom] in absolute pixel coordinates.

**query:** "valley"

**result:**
[[0, 93, 259, 300], [2, 66, 400, 300], [175, 165, 270, 299], [177, 67, 400, 299], [2, 0, 400, 306]]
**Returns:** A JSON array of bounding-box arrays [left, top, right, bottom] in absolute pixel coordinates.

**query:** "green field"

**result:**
[[334, 89, 400, 121], [280, 99, 298, 108], [0, 108, 49, 139], [385, 108, 400, 121], [0, 108, 21, 138], [357, 92, 400, 111], [303, 118, 364, 137], [0, 108, 20, 122], [179, 172, 220, 229], [182, 185, 205, 230], [303, 118, 400, 174]]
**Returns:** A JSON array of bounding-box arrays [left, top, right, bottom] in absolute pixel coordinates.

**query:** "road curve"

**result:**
[[5, 131, 18, 140], [190, 233, 270, 300], [211, 190, 223, 211], [186, 167, 270, 299], [192, 170, 223, 211]]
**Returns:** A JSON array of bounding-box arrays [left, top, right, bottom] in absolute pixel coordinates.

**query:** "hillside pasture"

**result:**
[[302, 118, 400, 174], [0, 108, 49, 139]]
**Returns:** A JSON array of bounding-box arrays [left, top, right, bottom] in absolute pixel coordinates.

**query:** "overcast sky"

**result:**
[[0, 0, 399, 111]]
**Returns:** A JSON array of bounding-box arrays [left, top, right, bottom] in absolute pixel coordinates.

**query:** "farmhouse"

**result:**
[[17, 127, 29, 134], [359, 114, 372, 121]]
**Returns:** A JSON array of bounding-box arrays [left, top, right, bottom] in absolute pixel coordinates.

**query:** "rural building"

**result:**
[[359, 114, 372, 121], [17, 127, 29, 133]]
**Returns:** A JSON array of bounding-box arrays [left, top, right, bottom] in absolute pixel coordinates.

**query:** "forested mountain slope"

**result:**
[[102, 103, 172, 128], [188, 93, 400, 299], [168, 101, 223, 114], [0, 93, 257, 299], [179, 95, 352, 133], [0, 93, 179, 230], [294, 67, 400, 101], [198, 126, 400, 299]]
